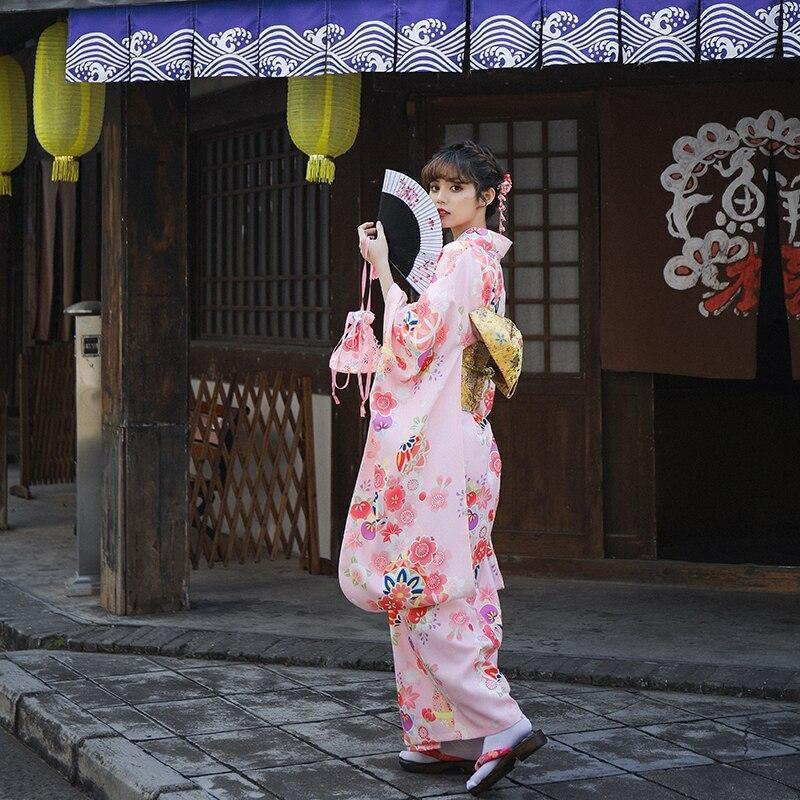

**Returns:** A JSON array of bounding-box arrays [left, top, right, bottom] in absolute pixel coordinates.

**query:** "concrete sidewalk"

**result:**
[[2, 649, 800, 800], [2, 479, 800, 699]]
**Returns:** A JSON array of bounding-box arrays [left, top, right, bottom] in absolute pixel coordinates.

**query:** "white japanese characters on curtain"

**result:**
[[662, 110, 800, 320]]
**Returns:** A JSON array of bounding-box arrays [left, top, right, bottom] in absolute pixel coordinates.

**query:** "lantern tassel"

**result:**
[[51, 155, 79, 183], [306, 155, 335, 184], [0, 174, 11, 196]]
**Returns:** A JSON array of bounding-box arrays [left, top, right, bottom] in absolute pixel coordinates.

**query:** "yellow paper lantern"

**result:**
[[287, 73, 361, 184], [0, 56, 27, 197], [33, 22, 105, 183]]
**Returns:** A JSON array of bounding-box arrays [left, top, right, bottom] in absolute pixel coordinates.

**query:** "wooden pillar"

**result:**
[[0, 391, 6, 531], [0, 197, 9, 404], [100, 83, 189, 615], [327, 75, 415, 564], [0, 201, 12, 521], [329, 136, 363, 565]]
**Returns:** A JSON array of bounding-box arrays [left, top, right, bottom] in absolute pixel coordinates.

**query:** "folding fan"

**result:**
[[377, 169, 443, 293]]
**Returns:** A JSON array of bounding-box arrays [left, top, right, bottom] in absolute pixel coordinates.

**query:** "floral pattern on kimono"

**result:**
[[339, 227, 513, 624], [391, 558, 521, 750]]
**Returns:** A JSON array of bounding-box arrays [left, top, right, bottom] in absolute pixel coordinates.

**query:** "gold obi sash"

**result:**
[[460, 308, 523, 414]]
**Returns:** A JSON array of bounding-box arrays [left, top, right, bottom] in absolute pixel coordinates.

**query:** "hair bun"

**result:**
[[421, 139, 507, 225]]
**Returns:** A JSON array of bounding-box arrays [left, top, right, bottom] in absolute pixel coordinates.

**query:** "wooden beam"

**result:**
[[100, 82, 189, 615], [500, 555, 800, 594], [189, 342, 329, 393], [2, 2, 184, 12]]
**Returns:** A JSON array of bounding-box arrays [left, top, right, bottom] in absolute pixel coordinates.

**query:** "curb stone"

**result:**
[[77, 736, 196, 800], [0, 658, 52, 730], [2, 576, 800, 702], [0, 663, 194, 799], [16, 692, 115, 779]]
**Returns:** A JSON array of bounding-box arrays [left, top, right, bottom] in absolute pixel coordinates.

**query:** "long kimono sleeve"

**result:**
[[382, 243, 486, 384]]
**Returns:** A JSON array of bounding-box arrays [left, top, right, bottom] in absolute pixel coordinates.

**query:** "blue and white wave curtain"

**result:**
[[66, 0, 797, 83]]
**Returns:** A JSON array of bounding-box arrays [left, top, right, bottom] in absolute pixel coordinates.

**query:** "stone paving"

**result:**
[[3, 476, 800, 703], [2, 649, 800, 800]]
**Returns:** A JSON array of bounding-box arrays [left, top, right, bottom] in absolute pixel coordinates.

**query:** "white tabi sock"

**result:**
[[400, 736, 483, 763]]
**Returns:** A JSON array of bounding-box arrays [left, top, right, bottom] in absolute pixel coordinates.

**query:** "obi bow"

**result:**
[[461, 308, 523, 413]]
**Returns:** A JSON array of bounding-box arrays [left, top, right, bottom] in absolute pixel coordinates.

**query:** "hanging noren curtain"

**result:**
[[65, 0, 799, 84]]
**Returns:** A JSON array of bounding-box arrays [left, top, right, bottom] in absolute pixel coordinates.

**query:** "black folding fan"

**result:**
[[377, 169, 443, 294]]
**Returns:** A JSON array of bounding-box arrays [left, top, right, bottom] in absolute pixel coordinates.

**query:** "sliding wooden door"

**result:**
[[421, 93, 603, 560]]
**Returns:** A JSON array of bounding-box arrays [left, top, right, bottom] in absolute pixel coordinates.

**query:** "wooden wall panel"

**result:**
[[601, 372, 656, 559], [493, 394, 588, 537]]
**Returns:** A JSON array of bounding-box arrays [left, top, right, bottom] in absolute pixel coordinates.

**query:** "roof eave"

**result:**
[[2, 0, 191, 11]]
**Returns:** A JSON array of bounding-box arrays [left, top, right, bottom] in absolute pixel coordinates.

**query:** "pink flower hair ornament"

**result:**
[[496, 172, 512, 234]]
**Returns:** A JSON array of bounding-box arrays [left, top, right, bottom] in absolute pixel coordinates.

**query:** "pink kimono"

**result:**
[[338, 226, 523, 750]]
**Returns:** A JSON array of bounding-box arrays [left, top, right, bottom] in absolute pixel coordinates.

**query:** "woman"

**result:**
[[338, 141, 546, 795]]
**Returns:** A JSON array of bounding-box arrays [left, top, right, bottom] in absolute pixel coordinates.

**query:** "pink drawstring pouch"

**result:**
[[329, 244, 380, 417]]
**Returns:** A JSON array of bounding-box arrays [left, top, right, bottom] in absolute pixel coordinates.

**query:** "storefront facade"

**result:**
[[1, 1, 798, 616]]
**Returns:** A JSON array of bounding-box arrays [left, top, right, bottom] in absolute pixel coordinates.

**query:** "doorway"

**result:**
[[654, 158, 800, 567], [420, 92, 603, 563]]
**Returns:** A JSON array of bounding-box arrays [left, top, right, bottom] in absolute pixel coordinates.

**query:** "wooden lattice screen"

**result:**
[[188, 369, 320, 572], [194, 124, 331, 343], [12, 342, 75, 497]]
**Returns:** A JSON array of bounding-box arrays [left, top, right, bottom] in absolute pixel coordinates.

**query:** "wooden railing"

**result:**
[[188, 368, 320, 573], [12, 343, 75, 498]]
